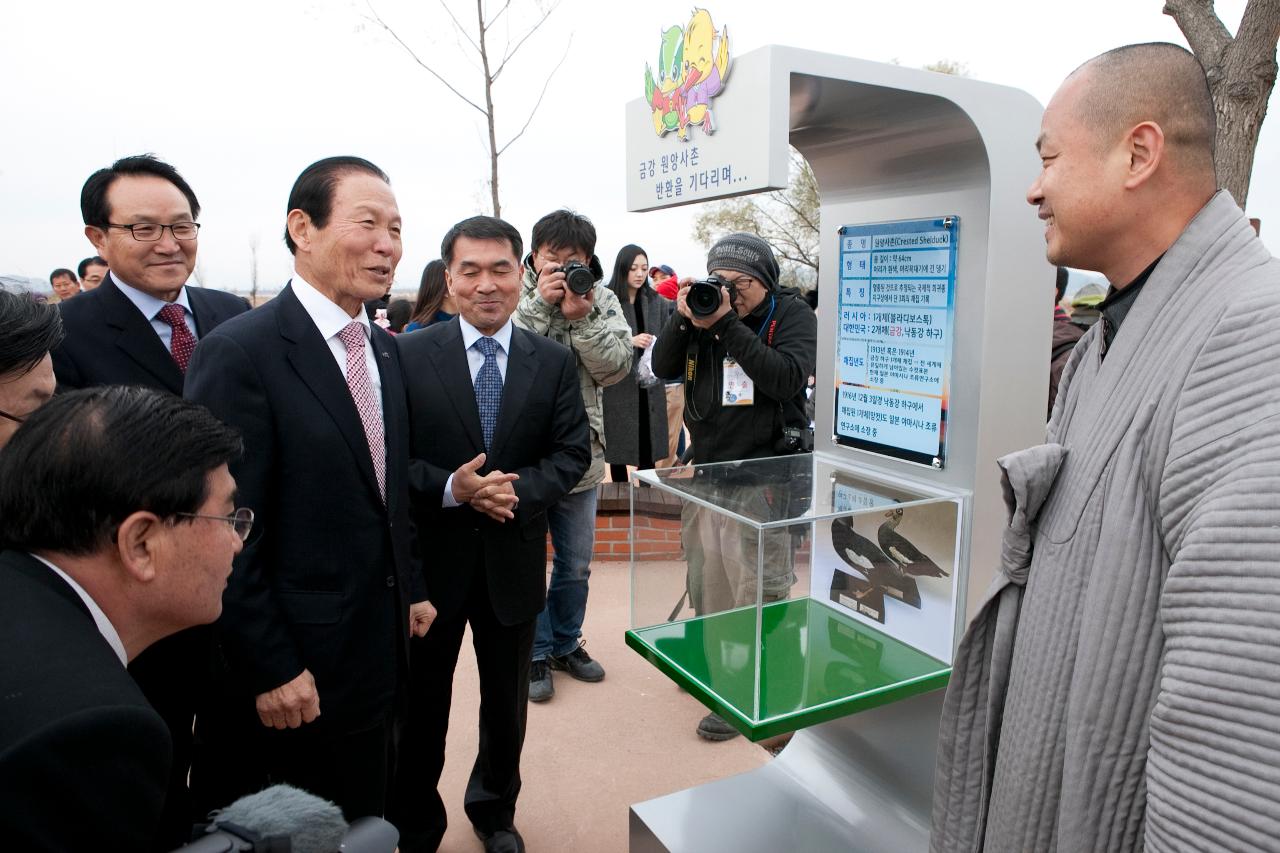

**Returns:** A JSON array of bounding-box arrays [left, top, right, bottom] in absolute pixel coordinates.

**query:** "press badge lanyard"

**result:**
[[721, 296, 776, 406], [688, 295, 778, 418]]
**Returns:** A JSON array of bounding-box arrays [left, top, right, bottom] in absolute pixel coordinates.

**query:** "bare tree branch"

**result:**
[[492, 0, 559, 82], [496, 36, 571, 155], [437, 0, 481, 54], [1163, 0, 1232, 62], [1237, 0, 1280, 49], [365, 1, 487, 116], [485, 0, 513, 30]]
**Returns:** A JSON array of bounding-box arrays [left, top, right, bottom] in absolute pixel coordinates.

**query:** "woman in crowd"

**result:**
[[603, 244, 671, 483], [404, 259, 456, 332]]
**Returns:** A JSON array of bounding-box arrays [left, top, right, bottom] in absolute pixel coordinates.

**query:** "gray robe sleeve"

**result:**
[[931, 443, 1066, 852], [1145, 280, 1280, 851]]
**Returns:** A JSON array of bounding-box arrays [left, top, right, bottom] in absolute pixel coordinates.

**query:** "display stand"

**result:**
[[623, 43, 1048, 851]]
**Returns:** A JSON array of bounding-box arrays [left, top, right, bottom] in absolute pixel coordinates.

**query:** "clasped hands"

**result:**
[[452, 452, 520, 522]]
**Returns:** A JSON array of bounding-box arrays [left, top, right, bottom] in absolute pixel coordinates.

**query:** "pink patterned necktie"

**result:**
[[338, 322, 386, 502], [157, 303, 197, 373]]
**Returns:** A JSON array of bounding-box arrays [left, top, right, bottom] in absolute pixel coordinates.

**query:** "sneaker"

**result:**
[[696, 712, 740, 741], [529, 660, 554, 703], [548, 643, 606, 682]]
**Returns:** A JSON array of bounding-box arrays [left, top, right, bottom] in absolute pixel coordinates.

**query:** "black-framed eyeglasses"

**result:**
[[174, 507, 255, 542], [721, 276, 755, 291], [0, 408, 24, 425], [106, 222, 201, 242]]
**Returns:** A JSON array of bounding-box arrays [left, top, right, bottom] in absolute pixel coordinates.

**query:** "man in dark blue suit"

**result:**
[[49, 154, 251, 846], [389, 217, 590, 853], [0, 386, 245, 851], [53, 154, 250, 395], [185, 157, 434, 821]]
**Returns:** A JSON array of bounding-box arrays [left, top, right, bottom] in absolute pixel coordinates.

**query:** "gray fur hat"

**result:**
[[706, 232, 780, 291]]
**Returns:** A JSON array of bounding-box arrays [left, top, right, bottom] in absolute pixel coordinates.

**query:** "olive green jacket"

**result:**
[[515, 257, 633, 492]]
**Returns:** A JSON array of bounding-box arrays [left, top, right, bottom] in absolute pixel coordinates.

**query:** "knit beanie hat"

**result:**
[[706, 232, 780, 291]]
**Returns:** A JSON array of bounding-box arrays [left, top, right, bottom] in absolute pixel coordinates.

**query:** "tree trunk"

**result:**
[[1166, 0, 1280, 209], [476, 0, 501, 218]]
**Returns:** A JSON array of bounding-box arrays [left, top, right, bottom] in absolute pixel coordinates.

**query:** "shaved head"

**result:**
[[1069, 42, 1217, 176]]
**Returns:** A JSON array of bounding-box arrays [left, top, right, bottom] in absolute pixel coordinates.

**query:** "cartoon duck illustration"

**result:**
[[877, 508, 949, 578], [677, 9, 730, 140], [645, 25, 684, 136]]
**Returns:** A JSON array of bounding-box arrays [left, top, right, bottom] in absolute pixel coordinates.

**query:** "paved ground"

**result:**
[[432, 558, 770, 853]]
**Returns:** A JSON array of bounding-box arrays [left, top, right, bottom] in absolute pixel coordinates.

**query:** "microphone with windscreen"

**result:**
[[172, 784, 399, 853]]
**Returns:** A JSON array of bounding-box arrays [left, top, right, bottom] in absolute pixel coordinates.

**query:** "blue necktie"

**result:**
[[474, 336, 503, 451]]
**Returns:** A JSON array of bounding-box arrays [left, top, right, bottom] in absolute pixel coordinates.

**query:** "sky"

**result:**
[[2, 0, 1274, 295]]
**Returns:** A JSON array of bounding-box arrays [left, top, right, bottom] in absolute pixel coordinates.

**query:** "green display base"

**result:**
[[626, 597, 950, 741]]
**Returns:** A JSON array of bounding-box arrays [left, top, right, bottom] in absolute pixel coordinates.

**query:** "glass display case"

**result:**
[[626, 454, 967, 741]]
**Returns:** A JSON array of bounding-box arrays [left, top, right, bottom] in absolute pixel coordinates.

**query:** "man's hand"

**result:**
[[560, 285, 595, 322], [471, 479, 519, 522], [451, 453, 519, 504], [409, 600, 438, 638], [255, 670, 320, 730], [632, 332, 655, 349], [676, 281, 733, 329], [536, 264, 567, 306]]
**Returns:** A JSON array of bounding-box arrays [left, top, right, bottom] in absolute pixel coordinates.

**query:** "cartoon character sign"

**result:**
[[644, 9, 730, 141]]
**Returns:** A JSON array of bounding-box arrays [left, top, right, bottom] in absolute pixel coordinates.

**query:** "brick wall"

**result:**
[[545, 483, 685, 562]]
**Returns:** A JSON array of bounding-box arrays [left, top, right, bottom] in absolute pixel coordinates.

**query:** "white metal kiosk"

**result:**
[[624, 43, 1050, 852]]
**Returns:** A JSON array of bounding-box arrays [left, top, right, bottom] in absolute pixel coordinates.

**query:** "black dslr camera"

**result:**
[[775, 426, 814, 455], [687, 274, 728, 317], [560, 260, 596, 295]]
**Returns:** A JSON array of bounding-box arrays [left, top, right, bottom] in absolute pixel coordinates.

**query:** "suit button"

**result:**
[[385, 576, 396, 588]]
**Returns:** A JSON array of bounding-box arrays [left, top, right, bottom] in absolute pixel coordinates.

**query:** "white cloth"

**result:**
[[30, 553, 127, 666], [443, 316, 514, 507], [291, 274, 383, 419], [114, 274, 196, 349]]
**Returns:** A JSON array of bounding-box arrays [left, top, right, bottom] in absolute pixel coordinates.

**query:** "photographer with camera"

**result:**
[[515, 210, 633, 704], [652, 232, 816, 741]]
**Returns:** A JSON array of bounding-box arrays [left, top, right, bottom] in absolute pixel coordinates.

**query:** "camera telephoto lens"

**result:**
[[561, 261, 596, 295], [688, 277, 725, 317]]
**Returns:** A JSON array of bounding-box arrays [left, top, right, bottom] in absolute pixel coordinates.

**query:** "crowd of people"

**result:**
[[0, 135, 817, 850], [2, 38, 1278, 853]]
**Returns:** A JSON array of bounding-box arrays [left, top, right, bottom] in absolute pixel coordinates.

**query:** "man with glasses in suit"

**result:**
[[49, 153, 252, 846]]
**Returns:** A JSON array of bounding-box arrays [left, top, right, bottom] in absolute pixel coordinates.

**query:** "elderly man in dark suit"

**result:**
[[0, 386, 245, 851], [388, 216, 590, 853], [48, 153, 251, 845], [185, 156, 433, 821]]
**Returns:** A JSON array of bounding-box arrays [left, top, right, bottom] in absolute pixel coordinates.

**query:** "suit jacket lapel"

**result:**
[[491, 327, 537, 455], [277, 285, 384, 503], [430, 319, 486, 457], [187, 286, 223, 338], [102, 276, 184, 394]]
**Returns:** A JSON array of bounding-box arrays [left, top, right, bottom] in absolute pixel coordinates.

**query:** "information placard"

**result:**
[[833, 217, 958, 467]]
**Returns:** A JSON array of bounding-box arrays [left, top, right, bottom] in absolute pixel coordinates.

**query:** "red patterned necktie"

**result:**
[[338, 322, 387, 502], [158, 303, 197, 373]]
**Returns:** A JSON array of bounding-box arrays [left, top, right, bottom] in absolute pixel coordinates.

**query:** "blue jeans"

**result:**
[[533, 487, 598, 661]]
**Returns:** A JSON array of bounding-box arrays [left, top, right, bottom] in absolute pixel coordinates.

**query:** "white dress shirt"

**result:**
[[291, 273, 384, 419], [442, 316, 514, 507], [114, 274, 197, 349], [30, 553, 127, 666]]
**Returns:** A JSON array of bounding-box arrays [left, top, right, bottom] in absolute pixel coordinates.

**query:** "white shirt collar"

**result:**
[[457, 315, 513, 354], [291, 272, 371, 342], [113, 273, 192, 321], [29, 553, 128, 666]]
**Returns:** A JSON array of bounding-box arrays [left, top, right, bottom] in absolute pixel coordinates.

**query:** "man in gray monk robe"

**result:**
[[932, 43, 1280, 852]]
